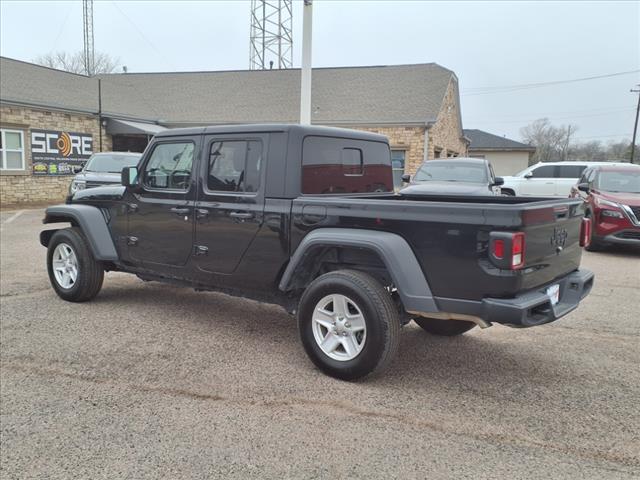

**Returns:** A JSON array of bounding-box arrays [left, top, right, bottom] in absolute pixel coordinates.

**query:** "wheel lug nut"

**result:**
[[342, 332, 347, 336]]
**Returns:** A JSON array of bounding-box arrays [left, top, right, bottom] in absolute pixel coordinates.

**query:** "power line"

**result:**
[[465, 107, 636, 126], [462, 70, 640, 96], [110, 1, 176, 70]]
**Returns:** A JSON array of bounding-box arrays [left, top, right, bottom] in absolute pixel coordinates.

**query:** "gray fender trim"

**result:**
[[43, 204, 118, 261], [279, 228, 438, 314]]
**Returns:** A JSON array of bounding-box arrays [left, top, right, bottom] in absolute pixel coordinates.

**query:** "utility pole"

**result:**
[[631, 85, 640, 164], [299, 0, 313, 124]]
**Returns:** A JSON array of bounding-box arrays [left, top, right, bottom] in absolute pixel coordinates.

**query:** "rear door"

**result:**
[[520, 164, 557, 196], [556, 164, 587, 197], [193, 134, 266, 274]]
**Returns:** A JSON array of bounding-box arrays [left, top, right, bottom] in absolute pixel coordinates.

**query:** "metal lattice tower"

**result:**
[[249, 0, 293, 70], [82, 0, 95, 76]]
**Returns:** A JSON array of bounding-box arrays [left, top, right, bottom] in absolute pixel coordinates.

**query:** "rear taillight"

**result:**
[[580, 217, 592, 248], [511, 232, 525, 269], [489, 232, 526, 270]]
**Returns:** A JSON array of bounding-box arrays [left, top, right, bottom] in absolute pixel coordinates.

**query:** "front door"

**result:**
[[128, 137, 200, 267], [194, 135, 266, 275], [520, 164, 557, 196]]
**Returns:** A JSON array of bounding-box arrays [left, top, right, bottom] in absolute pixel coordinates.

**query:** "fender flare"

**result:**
[[279, 228, 438, 314], [41, 204, 119, 261]]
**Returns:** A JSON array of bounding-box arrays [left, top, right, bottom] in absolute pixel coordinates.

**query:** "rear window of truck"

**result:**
[[301, 136, 394, 194]]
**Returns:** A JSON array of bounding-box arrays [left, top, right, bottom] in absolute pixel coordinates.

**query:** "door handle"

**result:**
[[170, 207, 190, 215], [229, 211, 254, 220], [196, 208, 209, 219]]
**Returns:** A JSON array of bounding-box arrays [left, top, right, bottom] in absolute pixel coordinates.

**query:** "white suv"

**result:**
[[500, 161, 624, 197]]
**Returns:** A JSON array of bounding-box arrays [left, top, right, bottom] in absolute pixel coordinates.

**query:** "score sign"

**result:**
[[31, 129, 93, 176]]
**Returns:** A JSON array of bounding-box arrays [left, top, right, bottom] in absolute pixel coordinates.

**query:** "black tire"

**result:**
[[413, 317, 476, 336], [47, 227, 104, 302], [297, 270, 400, 381]]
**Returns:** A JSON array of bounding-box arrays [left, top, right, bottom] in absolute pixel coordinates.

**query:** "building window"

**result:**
[[447, 151, 459, 158], [0, 129, 25, 171], [391, 150, 405, 189], [434, 147, 443, 158]]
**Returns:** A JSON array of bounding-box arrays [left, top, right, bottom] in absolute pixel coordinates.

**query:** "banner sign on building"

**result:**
[[31, 129, 93, 175]]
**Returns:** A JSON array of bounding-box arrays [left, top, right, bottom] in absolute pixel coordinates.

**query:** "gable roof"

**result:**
[[464, 129, 536, 152], [1, 56, 456, 126]]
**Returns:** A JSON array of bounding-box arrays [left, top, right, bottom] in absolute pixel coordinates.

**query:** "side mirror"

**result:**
[[121, 166, 139, 187], [401, 174, 411, 183], [577, 182, 590, 193], [72, 165, 84, 174], [493, 176, 504, 186], [524, 172, 533, 179]]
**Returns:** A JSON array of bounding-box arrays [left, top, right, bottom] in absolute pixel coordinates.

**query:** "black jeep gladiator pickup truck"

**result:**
[[41, 124, 594, 380]]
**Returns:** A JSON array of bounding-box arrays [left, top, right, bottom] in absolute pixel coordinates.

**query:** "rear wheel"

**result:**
[[47, 227, 104, 302], [413, 317, 476, 336], [297, 270, 400, 380]]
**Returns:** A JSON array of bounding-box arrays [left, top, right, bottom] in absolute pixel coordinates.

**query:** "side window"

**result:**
[[143, 142, 194, 190], [531, 165, 556, 178], [207, 140, 262, 193], [301, 136, 393, 194], [558, 165, 586, 178], [391, 150, 406, 189], [577, 169, 589, 185]]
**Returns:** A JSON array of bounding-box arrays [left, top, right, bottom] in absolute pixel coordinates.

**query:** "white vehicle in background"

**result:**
[[500, 161, 624, 197]]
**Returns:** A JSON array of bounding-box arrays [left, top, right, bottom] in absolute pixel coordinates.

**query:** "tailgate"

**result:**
[[500, 200, 584, 292]]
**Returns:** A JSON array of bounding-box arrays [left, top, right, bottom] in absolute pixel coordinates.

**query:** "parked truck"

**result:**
[[41, 125, 594, 380]]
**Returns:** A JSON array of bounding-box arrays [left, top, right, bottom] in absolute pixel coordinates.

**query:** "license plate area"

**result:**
[[546, 284, 560, 306]]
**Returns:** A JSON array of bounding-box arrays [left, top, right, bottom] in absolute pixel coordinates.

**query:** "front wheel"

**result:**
[[413, 317, 476, 336], [297, 270, 400, 380], [47, 227, 104, 302]]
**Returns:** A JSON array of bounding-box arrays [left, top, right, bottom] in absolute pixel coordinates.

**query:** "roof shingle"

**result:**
[[1, 57, 455, 126]]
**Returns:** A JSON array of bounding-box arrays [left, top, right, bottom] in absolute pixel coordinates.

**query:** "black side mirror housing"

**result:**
[[493, 177, 505, 186], [121, 166, 139, 187], [401, 174, 411, 183], [577, 182, 590, 193]]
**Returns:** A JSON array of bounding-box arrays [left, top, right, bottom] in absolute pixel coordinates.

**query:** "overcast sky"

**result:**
[[1, 0, 639, 143]]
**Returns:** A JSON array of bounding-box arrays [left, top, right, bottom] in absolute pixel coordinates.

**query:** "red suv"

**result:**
[[570, 164, 640, 250]]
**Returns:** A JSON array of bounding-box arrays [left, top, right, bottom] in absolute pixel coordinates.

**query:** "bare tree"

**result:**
[[605, 140, 633, 161], [34, 51, 119, 75], [520, 118, 578, 162]]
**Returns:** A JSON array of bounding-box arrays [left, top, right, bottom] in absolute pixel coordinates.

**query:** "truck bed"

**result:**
[[291, 194, 585, 301]]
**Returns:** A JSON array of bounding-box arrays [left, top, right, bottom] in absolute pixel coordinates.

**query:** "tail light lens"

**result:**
[[489, 232, 526, 270], [580, 217, 592, 247], [511, 232, 525, 269]]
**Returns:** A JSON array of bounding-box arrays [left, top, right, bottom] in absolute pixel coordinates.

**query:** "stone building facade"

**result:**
[[0, 105, 111, 205], [1, 57, 468, 205]]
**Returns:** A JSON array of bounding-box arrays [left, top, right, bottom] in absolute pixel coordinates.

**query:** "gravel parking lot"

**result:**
[[1, 207, 639, 479]]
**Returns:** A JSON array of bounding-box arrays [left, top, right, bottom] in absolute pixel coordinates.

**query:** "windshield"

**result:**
[[596, 170, 640, 193], [414, 162, 488, 183], [85, 154, 140, 173]]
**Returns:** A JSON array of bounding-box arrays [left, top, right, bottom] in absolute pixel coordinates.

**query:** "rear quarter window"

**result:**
[[301, 136, 393, 194]]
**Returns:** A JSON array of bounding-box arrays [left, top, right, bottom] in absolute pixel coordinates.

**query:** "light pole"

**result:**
[[299, 0, 313, 125]]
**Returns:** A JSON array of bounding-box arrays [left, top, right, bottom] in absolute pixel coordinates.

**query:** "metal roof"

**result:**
[[1, 56, 456, 126], [464, 129, 536, 152]]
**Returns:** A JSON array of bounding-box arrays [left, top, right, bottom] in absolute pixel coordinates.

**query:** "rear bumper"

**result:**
[[480, 269, 594, 327], [433, 269, 594, 328]]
